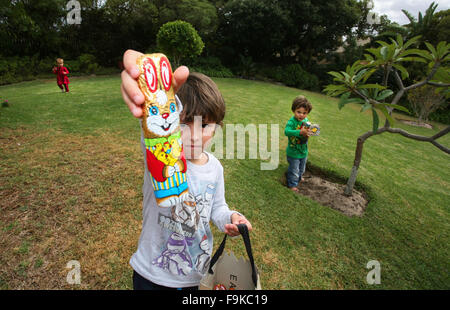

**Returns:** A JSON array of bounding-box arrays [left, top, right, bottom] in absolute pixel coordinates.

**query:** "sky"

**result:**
[[371, 0, 450, 25]]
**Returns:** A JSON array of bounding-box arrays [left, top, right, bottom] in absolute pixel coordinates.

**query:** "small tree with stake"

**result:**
[[324, 35, 449, 196]]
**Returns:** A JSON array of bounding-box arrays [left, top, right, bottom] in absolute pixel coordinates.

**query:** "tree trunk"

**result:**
[[344, 136, 366, 196]]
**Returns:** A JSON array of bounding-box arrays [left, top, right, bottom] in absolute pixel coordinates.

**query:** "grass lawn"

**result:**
[[0, 75, 449, 289]]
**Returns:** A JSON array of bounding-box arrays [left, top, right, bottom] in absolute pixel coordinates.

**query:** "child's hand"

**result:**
[[120, 49, 189, 118], [225, 213, 253, 237], [300, 127, 311, 137]]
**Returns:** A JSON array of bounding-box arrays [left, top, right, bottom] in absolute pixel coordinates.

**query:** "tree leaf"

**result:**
[[436, 41, 448, 58], [338, 92, 351, 110], [372, 108, 379, 133], [397, 56, 427, 63], [341, 71, 352, 83], [425, 42, 437, 59], [377, 103, 410, 113], [354, 68, 368, 84], [323, 84, 348, 97], [389, 104, 410, 113], [360, 101, 372, 113], [392, 63, 409, 79], [378, 105, 395, 126], [358, 84, 386, 90], [376, 89, 394, 101], [328, 71, 345, 81], [396, 34, 403, 47], [380, 46, 388, 60], [362, 68, 377, 83], [400, 48, 432, 60], [346, 98, 366, 104], [403, 35, 422, 49], [366, 48, 381, 58], [376, 40, 390, 47]]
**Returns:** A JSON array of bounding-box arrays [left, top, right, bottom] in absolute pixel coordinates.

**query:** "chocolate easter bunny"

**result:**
[[137, 53, 189, 207]]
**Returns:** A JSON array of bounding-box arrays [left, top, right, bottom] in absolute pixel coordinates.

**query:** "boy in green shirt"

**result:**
[[284, 95, 313, 192]]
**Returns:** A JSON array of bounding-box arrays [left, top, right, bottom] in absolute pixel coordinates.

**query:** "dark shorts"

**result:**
[[132, 270, 198, 290]]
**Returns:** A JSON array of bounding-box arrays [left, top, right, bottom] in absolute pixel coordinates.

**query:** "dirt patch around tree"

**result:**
[[281, 169, 369, 217], [396, 118, 433, 129]]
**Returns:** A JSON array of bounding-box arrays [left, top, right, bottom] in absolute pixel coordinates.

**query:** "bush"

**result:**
[[78, 53, 100, 74], [264, 64, 320, 91], [407, 85, 449, 124], [65, 59, 80, 73], [190, 66, 234, 78], [157, 20, 204, 67], [187, 56, 234, 78], [38, 57, 55, 74], [0, 53, 109, 85], [0, 55, 41, 85]]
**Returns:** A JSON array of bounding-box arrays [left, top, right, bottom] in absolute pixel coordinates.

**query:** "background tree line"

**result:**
[[0, 0, 448, 122]]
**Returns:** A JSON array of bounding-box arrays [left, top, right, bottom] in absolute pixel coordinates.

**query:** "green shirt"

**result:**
[[284, 116, 309, 159]]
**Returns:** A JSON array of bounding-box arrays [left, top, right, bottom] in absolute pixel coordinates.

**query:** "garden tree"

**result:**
[[216, 0, 364, 69], [59, 0, 160, 66], [278, 0, 364, 70], [0, 0, 66, 57], [217, 0, 289, 64], [156, 20, 204, 67], [401, 2, 438, 44], [324, 35, 450, 195], [427, 9, 450, 46], [407, 84, 447, 124], [102, 0, 159, 60], [154, 0, 218, 41], [65, 5, 115, 65], [379, 2, 449, 50]]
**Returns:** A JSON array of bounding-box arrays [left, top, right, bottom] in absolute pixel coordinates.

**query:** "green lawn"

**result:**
[[0, 75, 449, 289]]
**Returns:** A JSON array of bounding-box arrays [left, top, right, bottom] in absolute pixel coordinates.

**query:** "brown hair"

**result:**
[[56, 58, 64, 65], [291, 95, 312, 113], [176, 72, 226, 127]]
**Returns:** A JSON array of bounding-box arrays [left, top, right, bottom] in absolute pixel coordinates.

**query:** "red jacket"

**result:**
[[53, 66, 70, 84]]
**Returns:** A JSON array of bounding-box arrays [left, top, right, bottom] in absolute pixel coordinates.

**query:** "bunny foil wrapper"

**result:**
[[137, 53, 189, 208]]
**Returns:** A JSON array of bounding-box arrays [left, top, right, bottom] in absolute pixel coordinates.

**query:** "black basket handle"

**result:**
[[208, 224, 257, 287]]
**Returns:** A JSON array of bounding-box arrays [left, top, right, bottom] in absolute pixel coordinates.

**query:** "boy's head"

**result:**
[[176, 72, 225, 156], [291, 95, 312, 122], [56, 58, 64, 66], [177, 72, 225, 126]]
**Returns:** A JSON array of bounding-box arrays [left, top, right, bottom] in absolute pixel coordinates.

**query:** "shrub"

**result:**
[[157, 20, 204, 67], [187, 56, 234, 78], [78, 53, 100, 74], [190, 66, 234, 78], [265, 64, 320, 91], [407, 84, 448, 123], [65, 59, 80, 73]]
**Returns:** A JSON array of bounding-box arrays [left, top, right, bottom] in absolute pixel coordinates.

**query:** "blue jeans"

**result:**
[[286, 156, 307, 188]]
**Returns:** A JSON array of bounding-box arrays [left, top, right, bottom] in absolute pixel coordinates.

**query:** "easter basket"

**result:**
[[199, 224, 261, 290]]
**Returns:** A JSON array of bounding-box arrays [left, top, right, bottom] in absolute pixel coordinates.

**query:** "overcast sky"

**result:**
[[371, 0, 450, 25]]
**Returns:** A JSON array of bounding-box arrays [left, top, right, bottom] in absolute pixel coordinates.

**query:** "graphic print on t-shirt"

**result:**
[[152, 182, 216, 276]]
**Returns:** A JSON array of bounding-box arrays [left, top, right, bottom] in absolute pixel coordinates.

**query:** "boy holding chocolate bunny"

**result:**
[[120, 50, 252, 290]]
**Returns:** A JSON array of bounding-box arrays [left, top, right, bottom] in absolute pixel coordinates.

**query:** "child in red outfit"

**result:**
[[52, 58, 70, 92]]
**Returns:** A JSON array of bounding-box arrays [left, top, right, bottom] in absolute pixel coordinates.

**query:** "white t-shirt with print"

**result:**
[[129, 134, 236, 288]]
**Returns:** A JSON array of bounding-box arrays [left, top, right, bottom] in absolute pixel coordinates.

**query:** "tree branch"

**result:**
[[393, 70, 405, 91], [427, 81, 450, 87], [405, 62, 441, 91], [384, 126, 450, 154], [432, 126, 450, 140]]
